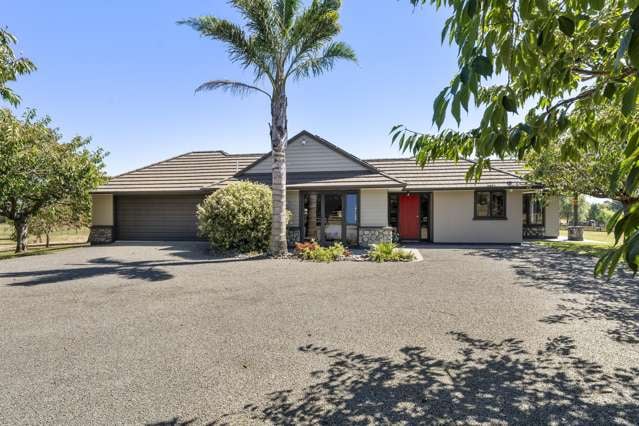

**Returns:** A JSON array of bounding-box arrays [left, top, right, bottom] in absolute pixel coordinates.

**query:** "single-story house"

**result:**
[[90, 131, 560, 246]]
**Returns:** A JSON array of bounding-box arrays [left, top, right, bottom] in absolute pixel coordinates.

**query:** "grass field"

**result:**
[[0, 223, 89, 253], [539, 229, 614, 258], [0, 243, 89, 261], [559, 229, 615, 244]]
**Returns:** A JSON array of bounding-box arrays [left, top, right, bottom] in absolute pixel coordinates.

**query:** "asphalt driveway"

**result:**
[[1, 242, 638, 425]]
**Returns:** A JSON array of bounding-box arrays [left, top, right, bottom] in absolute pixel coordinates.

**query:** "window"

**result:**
[[302, 192, 359, 245], [345, 193, 358, 245], [345, 193, 358, 225], [420, 193, 430, 240], [474, 190, 507, 219], [388, 194, 399, 228], [523, 194, 544, 225]]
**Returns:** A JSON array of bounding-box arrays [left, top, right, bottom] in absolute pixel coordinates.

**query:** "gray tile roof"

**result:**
[[94, 151, 262, 193], [488, 159, 529, 176], [212, 170, 405, 190], [366, 158, 534, 190], [94, 131, 535, 194]]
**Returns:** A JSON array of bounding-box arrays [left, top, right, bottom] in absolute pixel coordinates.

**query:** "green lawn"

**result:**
[[536, 240, 611, 257], [538, 229, 614, 258], [0, 243, 89, 261], [0, 223, 89, 253], [558, 229, 614, 244]]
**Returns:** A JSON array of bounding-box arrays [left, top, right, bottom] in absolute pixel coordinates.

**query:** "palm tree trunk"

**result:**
[[14, 220, 28, 253], [270, 88, 288, 256]]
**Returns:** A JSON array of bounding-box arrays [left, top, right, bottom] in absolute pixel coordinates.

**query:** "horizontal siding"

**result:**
[[360, 189, 388, 227], [245, 137, 367, 174]]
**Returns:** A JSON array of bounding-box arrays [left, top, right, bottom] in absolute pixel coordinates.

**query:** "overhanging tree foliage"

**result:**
[[393, 0, 639, 275], [0, 109, 106, 253], [179, 0, 356, 255], [0, 27, 36, 106], [525, 110, 635, 226]]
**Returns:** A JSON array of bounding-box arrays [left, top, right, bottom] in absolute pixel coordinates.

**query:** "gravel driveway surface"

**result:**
[[1, 242, 638, 425]]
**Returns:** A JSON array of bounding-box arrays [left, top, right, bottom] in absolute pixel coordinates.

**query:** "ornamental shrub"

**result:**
[[197, 181, 272, 253], [295, 241, 350, 262], [367, 242, 415, 263]]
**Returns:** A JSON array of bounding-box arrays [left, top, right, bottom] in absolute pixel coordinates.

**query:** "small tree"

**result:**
[[197, 181, 273, 253], [525, 111, 637, 206], [27, 202, 91, 247], [588, 203, 615, 228], [0, 109, 106, 253], [560, 196, 588, 225]]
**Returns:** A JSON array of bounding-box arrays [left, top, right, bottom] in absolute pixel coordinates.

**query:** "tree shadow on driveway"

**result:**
[[177, 332, 638, 425], [0, 257, 177, 286], [0, 255, 262, 287], [464, 244, 639, 345], [146, 417, 198, 426], [0, 241, 270, 287]]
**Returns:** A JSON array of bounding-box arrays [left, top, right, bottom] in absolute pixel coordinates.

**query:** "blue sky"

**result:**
[[4, 0, 478, 176]]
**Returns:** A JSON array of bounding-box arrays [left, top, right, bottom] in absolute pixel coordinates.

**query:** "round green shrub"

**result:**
[[197, 181, 272, 253]]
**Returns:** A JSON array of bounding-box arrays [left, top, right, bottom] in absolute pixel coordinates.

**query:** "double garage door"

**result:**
[[116, 195, 204, 241]]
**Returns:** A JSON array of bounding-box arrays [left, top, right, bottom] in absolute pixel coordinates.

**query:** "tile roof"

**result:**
[[366, 158, 535, 190], [94, 151, 262, 193], [94, 131, 535, 194], [488, 159, 529, 176], [212, 170, 405, 190]]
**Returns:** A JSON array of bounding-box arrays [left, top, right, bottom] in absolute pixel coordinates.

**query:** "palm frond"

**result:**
[[288, 41, 356, 80], [178, 16, 275, 83], [274, 0, 302, 32], [231, 0, 279, 56], [286, 0, 343, 73], [195, 80, 271, 99]]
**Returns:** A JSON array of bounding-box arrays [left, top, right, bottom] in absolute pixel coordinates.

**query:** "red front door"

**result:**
[[399, 194, 420, 240]]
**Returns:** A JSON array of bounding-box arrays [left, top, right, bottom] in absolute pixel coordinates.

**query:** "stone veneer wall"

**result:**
[[358, 226, 394, 248], [287, 227, 301, 246], [89, 225, 114, 245]]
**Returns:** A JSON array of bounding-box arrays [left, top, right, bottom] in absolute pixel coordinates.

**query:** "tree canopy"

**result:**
[[393, 0, 639, 275], [0, 109, 106, 252], [0, 28, 36, 106], [525, 111, 634, 205]]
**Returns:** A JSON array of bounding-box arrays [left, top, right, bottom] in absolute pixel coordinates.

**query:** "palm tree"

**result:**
[[180, 0, 356, 256]]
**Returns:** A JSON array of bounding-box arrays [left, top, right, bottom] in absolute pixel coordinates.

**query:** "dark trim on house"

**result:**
[[234, 131, 406, 186], [402, 185, 539, 192], [473, 190, 507, 220], [522, 193, 546, 226], [113, 195, 119, 241], [388, 191, 433, 243], [522, 193, 547, 239], [93, 190, 210, 196], [298, 190, 361, 246]]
